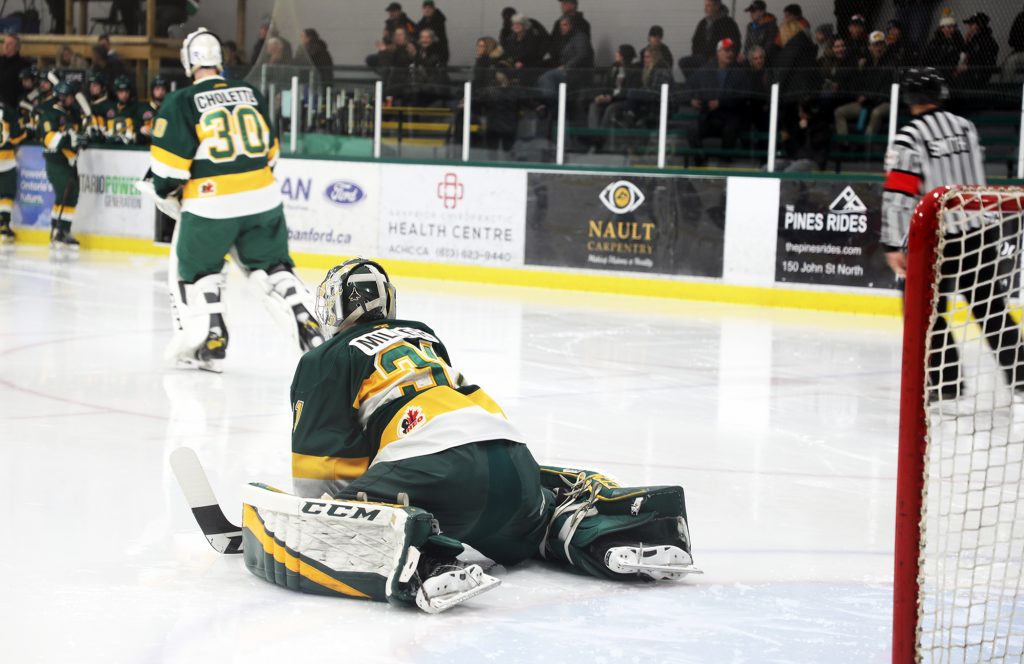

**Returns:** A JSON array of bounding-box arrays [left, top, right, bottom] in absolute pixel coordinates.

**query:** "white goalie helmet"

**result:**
[[180, 27, 224, 77], [316, 258, 397, 334]]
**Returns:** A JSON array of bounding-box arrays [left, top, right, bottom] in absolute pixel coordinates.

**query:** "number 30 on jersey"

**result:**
[[198, 104, 270, 163]]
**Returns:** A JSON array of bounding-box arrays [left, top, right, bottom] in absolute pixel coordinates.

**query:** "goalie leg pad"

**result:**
[[165, 272, 228, 373], [241, 483, 496, 612], [249, 265, 327, 351], [537, 465, 701, 581]]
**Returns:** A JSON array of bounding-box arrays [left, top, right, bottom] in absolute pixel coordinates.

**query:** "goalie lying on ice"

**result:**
[[241, 258, 700, 611]]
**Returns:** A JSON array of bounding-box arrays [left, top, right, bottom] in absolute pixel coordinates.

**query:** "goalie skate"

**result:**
[[415, 564, 500, 614], [603, 544, 703, 581]]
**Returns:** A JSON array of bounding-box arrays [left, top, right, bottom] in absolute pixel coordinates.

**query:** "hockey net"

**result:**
[[894, 186, 1024, 662]]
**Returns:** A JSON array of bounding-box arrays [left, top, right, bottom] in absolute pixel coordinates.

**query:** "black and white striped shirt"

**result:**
[[881, 108, 985, 249]]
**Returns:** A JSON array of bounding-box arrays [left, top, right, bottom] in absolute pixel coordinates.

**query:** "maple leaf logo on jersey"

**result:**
[[829, 186, 868, 214], [199, 180, 216, 196], [398, 405, 425, 437]]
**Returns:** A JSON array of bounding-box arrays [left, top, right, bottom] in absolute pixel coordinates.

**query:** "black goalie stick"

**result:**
[[169, 447, 244, 554]]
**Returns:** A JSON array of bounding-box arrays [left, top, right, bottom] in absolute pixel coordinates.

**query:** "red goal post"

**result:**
[[893, 185, 1024, 663]]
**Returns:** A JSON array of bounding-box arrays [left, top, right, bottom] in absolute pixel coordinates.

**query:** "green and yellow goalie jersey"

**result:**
[[149, 75, 281, 219], [290, 320, 523, 498]]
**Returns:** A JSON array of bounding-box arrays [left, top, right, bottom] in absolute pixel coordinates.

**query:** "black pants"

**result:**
[[928, 225, 1024, 391]]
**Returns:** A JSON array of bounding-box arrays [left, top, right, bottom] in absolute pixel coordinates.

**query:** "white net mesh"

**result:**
[[918, 187, 1024, 662]]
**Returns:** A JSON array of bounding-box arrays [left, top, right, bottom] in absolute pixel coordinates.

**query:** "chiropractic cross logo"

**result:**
[[437, 172, 465, 210]]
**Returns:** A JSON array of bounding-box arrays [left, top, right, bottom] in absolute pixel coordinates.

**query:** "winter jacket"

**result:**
[[691, 8, 742, 59]]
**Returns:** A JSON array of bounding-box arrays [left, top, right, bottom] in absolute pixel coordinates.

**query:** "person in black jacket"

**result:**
[[538, 13, 593, 97], [834, 30, 894, 136], [0, 34, 30, 108], [640, 26, 674, 72], [680, 0, 742, 81], [548, 0, 591, 63], [585, 44, 640, 149], [504, 13, 548, 85], [687, 38, 749, 164], [417, 1, 449, 64], [953, 13, 998, 91], [299, 29, 334, 83], [921, 15, 963, 78]]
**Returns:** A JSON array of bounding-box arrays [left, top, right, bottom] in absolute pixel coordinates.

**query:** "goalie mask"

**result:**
[[181, 27, 224, 77], [316, 259, 397, 334]]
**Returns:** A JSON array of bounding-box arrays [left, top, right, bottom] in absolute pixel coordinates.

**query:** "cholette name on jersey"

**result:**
[[349, 326, 440, 355], [193, 87, 259, 112]]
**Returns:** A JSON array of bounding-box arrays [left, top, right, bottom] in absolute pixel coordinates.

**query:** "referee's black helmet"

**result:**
[[901, 67, 948, 106]]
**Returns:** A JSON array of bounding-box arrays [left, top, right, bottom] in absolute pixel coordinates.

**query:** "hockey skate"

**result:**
[[539, 466, 702, 581], [0, 221, 14, 245], [49, 227, 80, 253], [172, 325, 227, 373], [415, 563, 501, 614]]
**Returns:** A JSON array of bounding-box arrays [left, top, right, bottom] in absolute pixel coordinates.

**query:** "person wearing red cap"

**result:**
[[679, 0, 741, 80], [685, 38, 748, 166]]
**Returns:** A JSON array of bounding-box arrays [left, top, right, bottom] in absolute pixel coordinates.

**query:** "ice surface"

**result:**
[[0, 247, 903, 663]]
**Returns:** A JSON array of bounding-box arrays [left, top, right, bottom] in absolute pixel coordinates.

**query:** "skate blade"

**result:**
[[418, 573, 501, 614], [616, 561, 704, 576], [171, 356, 224, 374]]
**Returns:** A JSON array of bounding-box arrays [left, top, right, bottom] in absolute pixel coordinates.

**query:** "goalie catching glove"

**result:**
[[240, 483, 500, 613]]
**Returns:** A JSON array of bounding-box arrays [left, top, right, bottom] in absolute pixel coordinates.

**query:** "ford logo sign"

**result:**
[[325, 181, 366, 206]]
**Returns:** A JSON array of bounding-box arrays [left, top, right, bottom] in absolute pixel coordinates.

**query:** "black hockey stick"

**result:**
[[169, 447, 244, 554]]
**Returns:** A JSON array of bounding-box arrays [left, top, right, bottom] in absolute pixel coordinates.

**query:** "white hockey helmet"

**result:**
[[180, 27, 224, 77], [316, 258, 397, 334]]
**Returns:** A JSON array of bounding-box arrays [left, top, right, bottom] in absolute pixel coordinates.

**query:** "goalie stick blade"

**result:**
[[169, 447, 243, 554]]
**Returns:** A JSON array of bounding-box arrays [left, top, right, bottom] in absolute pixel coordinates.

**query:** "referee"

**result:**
[[881, 68, 1024, 399]]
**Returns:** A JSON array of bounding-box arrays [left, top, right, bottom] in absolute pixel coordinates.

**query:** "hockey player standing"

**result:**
[[881, 68, 1024, 399], [278, 258, 698, 598], [86, 71, 114, 141], [148, 28, 325, 372], [0, 99, 26, 244], [107, 75, 139, 144], [39, 81, 85, 250], [135, 76, 166, 146]]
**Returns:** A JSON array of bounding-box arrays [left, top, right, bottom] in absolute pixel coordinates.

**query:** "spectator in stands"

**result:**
[[687, 39, 747, 165], [680, 0, 742, 80], [747, 45, 773, 139], [0, 34, 30, 107], [782, 5, 810, 33], [953, 13, 998, 91], [814, 24, 836, 58], [377, 26, 418, 70], [1004, 10, 1024, 82], [538, 13, 594, 98], [1011, 9, 1024, 54], [505, 14, 548, 76], [90, 45, 127, 87], [384, 3, 418, 42], [773, 16, 819, 149], [55, 45, 88, 70], [298, 29, 335, 83], [922, 15, 963, 78], [885, 19, 914, 67], [585, 44, 640, 148], [741, 2, 778, 65], [834, 1, 883, 41], [820, 36, 855, 103], [471, 36, 518, 155], [621, 46, 673, 131], [640, 26, 674, 73], [846, 14, 869, 64], [417, 1, 449, 64], [834, 30, 894, 137], [548, 1, 591, 63], [265, 38, 293, 66], [777, 96, 831, 171], [221, 41, 245, 78], [251, 17, 293, 65], [407, 29, 449, 105]]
